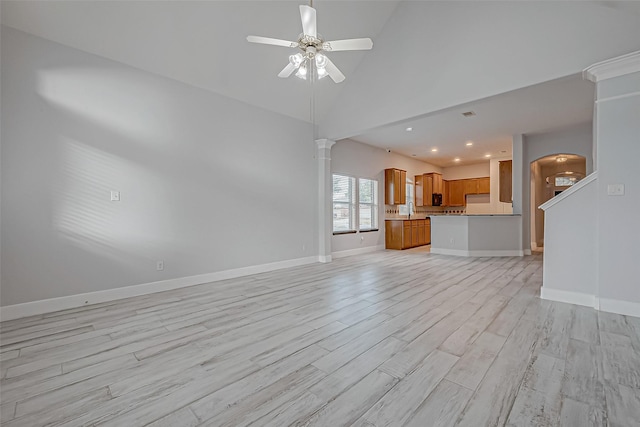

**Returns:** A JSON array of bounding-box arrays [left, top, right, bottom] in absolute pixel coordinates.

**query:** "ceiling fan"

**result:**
[[247, 3, 373, 83]]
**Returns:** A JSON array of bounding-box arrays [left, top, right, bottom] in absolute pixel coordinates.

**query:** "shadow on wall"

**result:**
[[35, 66, 310, 273]]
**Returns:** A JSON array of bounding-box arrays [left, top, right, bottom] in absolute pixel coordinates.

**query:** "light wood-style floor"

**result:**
[[1, 251, 639, 426]]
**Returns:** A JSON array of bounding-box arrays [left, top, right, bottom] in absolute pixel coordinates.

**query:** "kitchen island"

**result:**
[[430, 214, 523, 257]]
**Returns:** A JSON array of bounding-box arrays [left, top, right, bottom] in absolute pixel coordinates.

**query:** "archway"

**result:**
[[530, 153, 586, 252]]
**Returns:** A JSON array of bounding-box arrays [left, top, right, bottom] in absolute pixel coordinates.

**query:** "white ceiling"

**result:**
[[2, 1, 639, 166], [350, 74, 595, 167], [0, 0, 399, 123]]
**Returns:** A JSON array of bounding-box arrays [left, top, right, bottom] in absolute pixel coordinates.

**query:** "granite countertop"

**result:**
[[385, 214, 521, 220]]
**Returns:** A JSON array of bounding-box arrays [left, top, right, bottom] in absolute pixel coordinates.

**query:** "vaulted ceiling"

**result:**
[[3, 1, 640, 165]]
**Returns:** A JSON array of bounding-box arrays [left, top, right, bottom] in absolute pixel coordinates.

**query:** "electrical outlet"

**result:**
[[110, 190, 120, 201], [607, 184, 625, 196], [156, 261, 164, 271]]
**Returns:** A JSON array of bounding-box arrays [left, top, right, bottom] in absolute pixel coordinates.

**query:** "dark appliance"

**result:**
[[432, 193, 443, 206]]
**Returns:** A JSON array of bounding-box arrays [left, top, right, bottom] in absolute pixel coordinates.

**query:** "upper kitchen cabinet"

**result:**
[[415, 172, 442, 207], [385, 168, 406, 205], [463, 177, 491, 195], [442, 180, 450, 206], [414, 174, 433, 207], [447, 177, 490, 206], [430, 173, 444, 195], [449, 180, 465, 206], [477, 177, 490, 194], [499, 160, 513, 203]]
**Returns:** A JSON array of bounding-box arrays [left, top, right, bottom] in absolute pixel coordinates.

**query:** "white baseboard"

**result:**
[[540, 287, 597, 308], [599, 298, 640, 318], [540, 289, 640, 318], [318, 255, 332, 263], [0, 255, 319, 322], [430, 248, 524, 257], [332, 245, 385, 259]]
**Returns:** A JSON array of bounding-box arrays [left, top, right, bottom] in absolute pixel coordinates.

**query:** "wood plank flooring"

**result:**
[[1, 250, 639, 426]]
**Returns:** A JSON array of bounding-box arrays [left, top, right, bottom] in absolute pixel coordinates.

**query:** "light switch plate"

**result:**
[[607, 184, 624, 196], [110, 190, 121, 201]]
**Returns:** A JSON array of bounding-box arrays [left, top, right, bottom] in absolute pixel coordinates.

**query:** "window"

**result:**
[[332, 174, 379, 233], [555, 176, 577, 187], [359, 178, 378, 231], [333, 174, 356, 233], [399, 182, 414, 216]]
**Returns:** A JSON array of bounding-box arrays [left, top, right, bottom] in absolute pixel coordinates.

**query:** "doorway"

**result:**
[[530, 154, 586, 252]]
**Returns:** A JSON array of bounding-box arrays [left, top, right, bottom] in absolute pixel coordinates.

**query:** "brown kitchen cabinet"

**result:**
[[477, 177, 490, 194], [403, 221, 412, 248], [442, 180, 450, 206], [499, 160, 513, 202], [449, 180, 465, 206], [385, 168, 406, 205], [385, 219, 431, 249], [415, 174, 433, 207], [464, 179, 478, 195], [430, 173, 443, 195], [446, 177, 490, 206], [415, 173, 442, 207]]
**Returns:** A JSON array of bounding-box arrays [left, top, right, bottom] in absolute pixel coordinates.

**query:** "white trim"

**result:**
[[539, 171, 598, 211], [0, 256, 318, 322], [540, 287, 596, 308], [430, 248, 524, 257], [315, 138, 336, 151], [583, 50, 640, 82], [318, 255, 332, 263], [599, 298, 640, 318], [332, 245, 384, 259]]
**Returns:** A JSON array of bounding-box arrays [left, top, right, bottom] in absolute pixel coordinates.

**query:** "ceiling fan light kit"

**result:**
[[247, 4, 373, 83]]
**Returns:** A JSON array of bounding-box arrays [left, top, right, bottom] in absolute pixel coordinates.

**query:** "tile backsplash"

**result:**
[[384, 205, 466, 218]]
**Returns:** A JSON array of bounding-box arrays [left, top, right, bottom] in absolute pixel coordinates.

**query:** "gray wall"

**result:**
[[1, 27, 317, 306], [542, 178, 598, 298], [521, 121, 594, 251], [596, 71, 640, 307]]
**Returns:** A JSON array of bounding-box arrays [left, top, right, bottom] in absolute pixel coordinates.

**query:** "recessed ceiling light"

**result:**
[[565, 171, 573, 175], [556, 156, 568, 162], [462, 111, 476, 117], [431, 148, 438, 152], [454, 158, 461, 162], [484, 154, 491, 158], [466, 141, 473, 146], [405, 127, 413, 132]]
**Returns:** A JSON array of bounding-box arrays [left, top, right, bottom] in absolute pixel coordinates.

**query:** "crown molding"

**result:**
[[583, 50, 640, 83]]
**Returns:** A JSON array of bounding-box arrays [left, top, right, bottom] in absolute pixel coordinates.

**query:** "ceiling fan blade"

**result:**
[[324, 57, 345, 83], [300, 5, 317, 38], [324, 38, 373, 52], [247, 36, 297, 48], [278, 63, 297, 78]]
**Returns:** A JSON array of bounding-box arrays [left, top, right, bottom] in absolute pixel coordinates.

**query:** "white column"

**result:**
[[511, 134, 528, 254], [316, 139, 336, 263]]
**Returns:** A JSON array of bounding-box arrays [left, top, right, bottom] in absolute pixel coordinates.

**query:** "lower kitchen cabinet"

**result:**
[[385, 219, 431, 250]]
